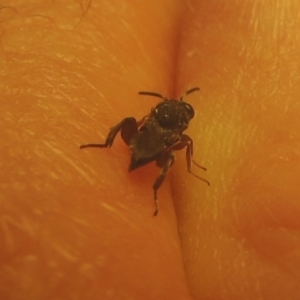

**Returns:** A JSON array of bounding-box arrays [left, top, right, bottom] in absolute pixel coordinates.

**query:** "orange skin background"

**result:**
[[1, 1, 300, 299]]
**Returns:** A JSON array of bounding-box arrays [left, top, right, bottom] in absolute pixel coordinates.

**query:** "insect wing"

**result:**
[[129, 126, 166, 171]]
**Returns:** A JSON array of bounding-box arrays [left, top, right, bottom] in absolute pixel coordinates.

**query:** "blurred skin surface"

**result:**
[[1, 0, 300, 299]]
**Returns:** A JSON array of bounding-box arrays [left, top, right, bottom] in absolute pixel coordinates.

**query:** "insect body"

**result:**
[[80, 87, 209, 216]]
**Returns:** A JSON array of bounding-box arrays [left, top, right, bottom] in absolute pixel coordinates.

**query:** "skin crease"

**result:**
[[1, 0, 300, 300]]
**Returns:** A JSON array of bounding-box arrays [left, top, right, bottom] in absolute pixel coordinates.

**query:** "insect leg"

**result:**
[[166, 135, 210, 185], [152, 152, 175, 216], [182, 135, 210, 185], [80, 117, 138, 149], [182, 135, 207, 170]]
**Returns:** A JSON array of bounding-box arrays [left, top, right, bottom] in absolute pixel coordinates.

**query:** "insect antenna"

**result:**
[[179, 87, 200, 101], [139, 87, 200, 102], [138, 91, 166, 100]]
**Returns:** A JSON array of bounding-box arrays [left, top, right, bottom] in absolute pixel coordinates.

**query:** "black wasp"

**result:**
[[80, 87, 209, 216]]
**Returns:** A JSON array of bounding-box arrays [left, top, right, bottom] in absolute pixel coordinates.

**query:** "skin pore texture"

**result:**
[[1, 0, 300, 299]]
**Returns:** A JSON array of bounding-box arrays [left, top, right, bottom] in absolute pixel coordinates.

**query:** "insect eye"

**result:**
[[184, 103, 195, 119]]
